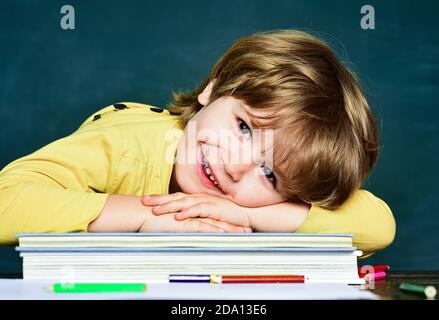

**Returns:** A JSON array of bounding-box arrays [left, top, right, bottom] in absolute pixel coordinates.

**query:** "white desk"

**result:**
[[0, 279, 377, 300]]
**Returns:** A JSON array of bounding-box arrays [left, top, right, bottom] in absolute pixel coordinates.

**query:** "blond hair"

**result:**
[[167, 30, 379, 209]]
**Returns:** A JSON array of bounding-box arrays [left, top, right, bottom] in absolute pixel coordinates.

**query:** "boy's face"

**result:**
[[171, 82, 287, 208]]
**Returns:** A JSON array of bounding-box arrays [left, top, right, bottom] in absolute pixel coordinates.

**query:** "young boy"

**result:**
[[0, 30, 395, 258]]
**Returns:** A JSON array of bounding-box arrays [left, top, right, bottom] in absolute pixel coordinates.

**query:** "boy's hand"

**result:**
[[141, 192, 253, 232], [89, 194, 245, 233], [139, 212, 249, 233]]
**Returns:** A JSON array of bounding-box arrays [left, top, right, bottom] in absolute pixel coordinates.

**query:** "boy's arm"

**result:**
[[144, 189, 395, 257], [0, 124, 122, 244], [246, 201, 310, 232], [88, 195, 148, 232], [246, 189, 396, 257]]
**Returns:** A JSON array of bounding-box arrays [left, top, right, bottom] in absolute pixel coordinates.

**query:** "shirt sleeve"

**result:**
[[0, 123, 123, 244], [296, 189, 396, 258]]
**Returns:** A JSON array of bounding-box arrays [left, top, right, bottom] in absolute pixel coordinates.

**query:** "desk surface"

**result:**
[[0, 272, 438, 300], [367, 271, 439, 300]]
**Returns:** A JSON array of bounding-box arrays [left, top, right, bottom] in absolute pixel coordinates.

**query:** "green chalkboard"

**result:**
[[0, 0, 438, 272]]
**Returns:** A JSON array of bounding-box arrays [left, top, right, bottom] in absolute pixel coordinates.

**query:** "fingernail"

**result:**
[[154, 205, 160, 209]]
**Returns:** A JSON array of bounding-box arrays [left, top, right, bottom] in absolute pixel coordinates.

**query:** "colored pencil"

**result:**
[[358, 264, 390, 274], [372, 264, 390, 272], [358, 265, 390, 278], [364, 271, 387, 282], [400, 283, 437, 299], [47, 283, 146, 293], [210, 275, 305, 284], [169, 274, 211, 283]]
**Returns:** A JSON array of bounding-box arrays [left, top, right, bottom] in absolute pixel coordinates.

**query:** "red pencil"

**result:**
[[358, 264, 390, 276], [373, 265, 390, 272], [211, 275, 305, 284]]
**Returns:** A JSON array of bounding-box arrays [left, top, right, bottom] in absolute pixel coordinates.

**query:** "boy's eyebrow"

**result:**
[[237, 101, 252, 119], [239, 101, 276, 132], [238, 101, 266, 132], [237, 102, 276, 163]]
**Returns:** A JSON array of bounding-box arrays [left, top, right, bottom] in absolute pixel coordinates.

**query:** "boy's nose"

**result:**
[[224, 162, 257, 182]]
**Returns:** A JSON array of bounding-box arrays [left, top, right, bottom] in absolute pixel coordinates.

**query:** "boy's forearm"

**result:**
[[88, 194, 149, 232], [246, 201, 311, 232]]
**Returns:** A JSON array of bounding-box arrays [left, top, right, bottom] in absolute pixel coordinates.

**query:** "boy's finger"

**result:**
[[179, 219, 225, 233], [175, 203, 219, 221], [152, 198, 193, 215], [200, 218, 249, 233], [142, 193, 186, 206], [174, 210, 210, 220]]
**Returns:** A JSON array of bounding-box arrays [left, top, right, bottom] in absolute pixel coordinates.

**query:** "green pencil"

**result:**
[[47, 283, 147, 293], [399, 283, 437, 299]]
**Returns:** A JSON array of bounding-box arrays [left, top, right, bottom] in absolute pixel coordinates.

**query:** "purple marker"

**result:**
[[169, 274, 211, 283]]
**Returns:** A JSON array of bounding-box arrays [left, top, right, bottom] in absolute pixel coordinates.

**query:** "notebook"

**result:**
[[17, 232, 354, 248], [16, 232, 364, 284]]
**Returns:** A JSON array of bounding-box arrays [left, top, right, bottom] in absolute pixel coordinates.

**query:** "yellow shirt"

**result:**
[[0, 102, 396, 258]]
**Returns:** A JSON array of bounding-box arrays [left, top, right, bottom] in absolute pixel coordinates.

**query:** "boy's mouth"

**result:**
[[199, 147, 224, 193]]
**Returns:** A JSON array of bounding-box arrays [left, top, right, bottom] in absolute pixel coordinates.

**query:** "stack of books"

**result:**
[[16, 233, 365, 284]]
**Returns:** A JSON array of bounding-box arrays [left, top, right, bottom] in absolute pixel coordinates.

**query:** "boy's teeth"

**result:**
[[202, 157, 221, 189]]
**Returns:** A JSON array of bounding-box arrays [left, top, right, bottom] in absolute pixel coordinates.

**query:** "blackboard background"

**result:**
[[0, 0, 438, 272]]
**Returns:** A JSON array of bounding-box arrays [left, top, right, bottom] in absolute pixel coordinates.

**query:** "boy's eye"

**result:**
[[237, 117, 251, 139], [261, 164, 277, 186]]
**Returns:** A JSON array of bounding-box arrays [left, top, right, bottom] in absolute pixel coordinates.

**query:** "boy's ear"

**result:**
[[198, 79, 216, 106]]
